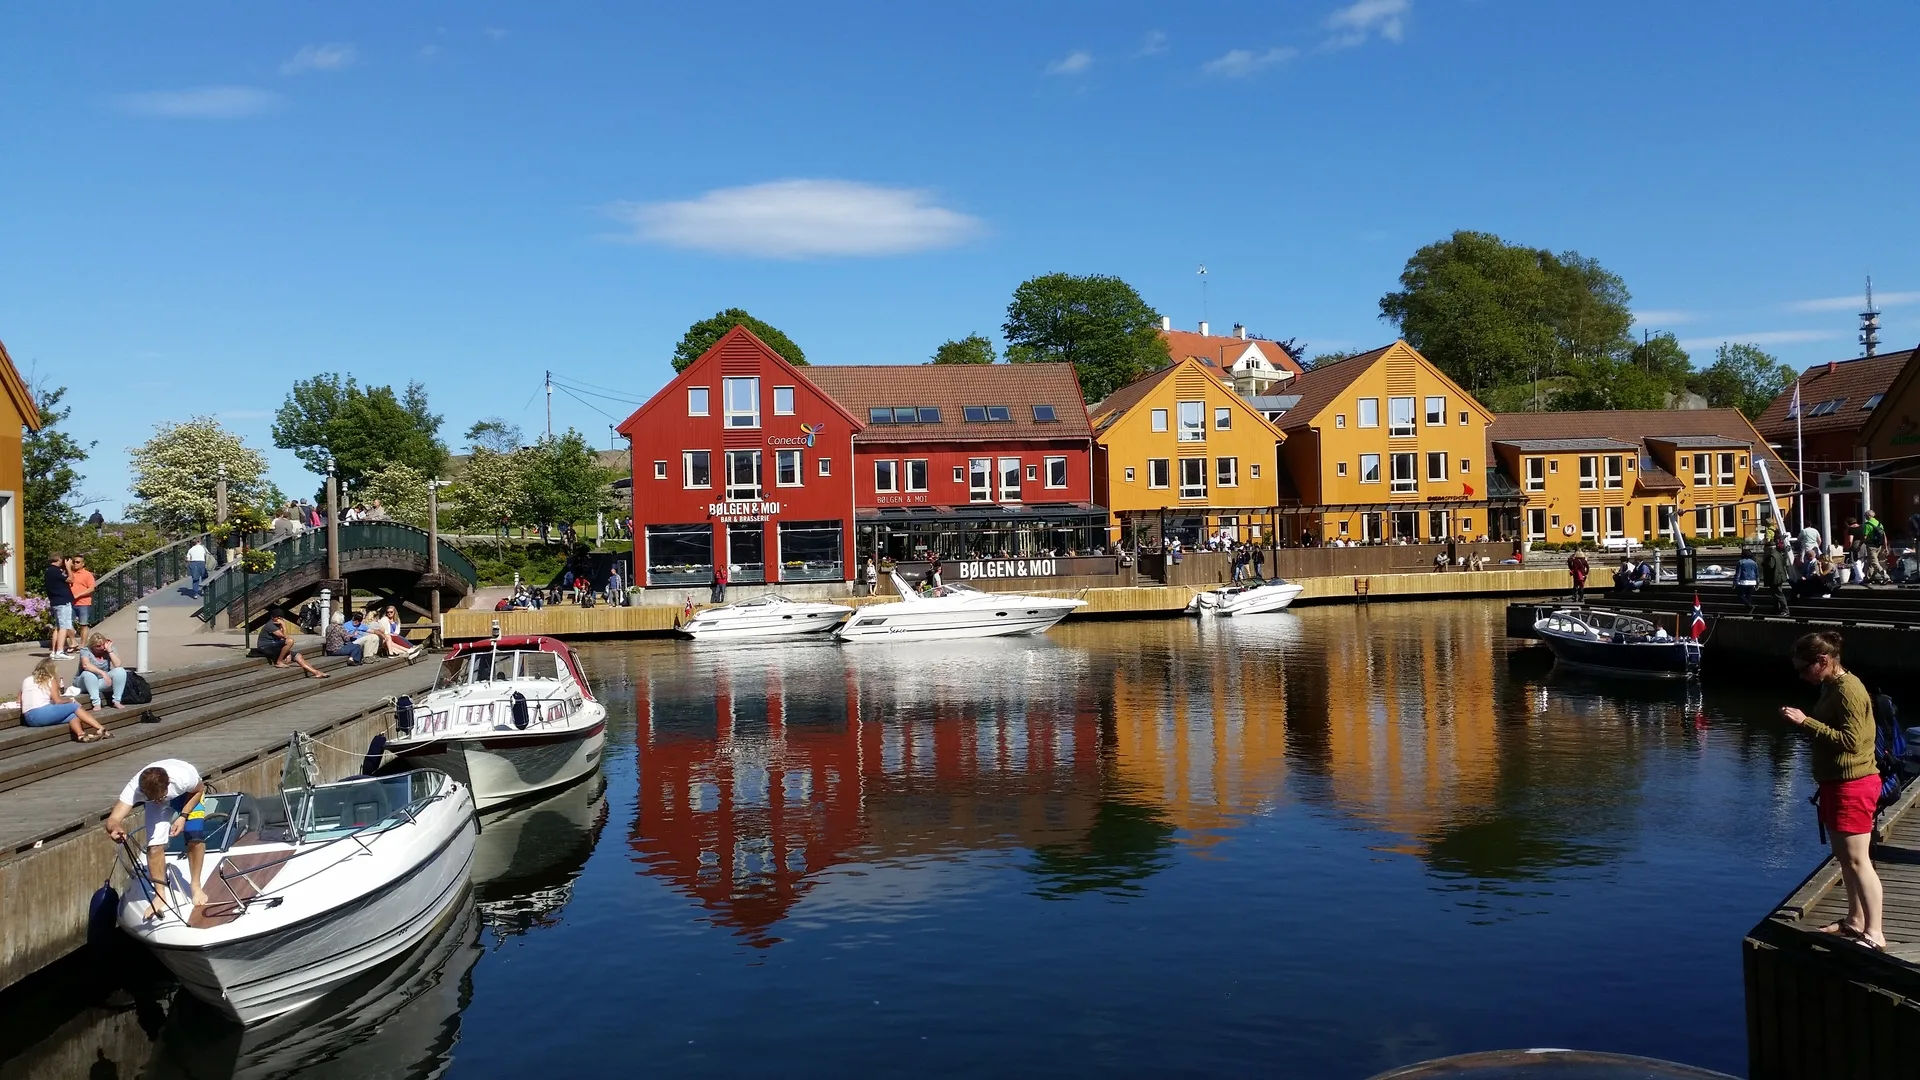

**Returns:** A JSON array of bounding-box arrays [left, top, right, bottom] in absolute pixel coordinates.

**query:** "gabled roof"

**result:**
[[1486, 409, 1793, 481], [1858, 345, 1920, 450], [798, 363, 1092, 443], [1269, 341, 1493, 433], [615, 326, 863, 435], [1160, 329, 1303, 377], [1754, 348, 1913, 441], [1087, 356, 1287, 443], [0, 339, 39, 432]]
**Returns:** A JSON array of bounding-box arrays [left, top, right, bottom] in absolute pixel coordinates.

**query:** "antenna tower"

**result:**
[[1860, 277, 1881, 358], [1197, 264, 1209, 327]]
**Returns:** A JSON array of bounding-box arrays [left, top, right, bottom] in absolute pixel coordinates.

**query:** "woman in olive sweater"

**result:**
[[1780, 630, 1884, 949]]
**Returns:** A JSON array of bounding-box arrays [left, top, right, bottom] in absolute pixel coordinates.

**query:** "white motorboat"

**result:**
[[118, 735, 477, 1025], [679, 593, 852, 640], [385, 635, 608, 811], [1186, 578, 1305, 616], [833, 572, 1083, 643]]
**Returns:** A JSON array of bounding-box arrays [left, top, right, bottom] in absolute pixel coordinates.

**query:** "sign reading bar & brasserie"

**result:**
[[709, 500, 781, 522]]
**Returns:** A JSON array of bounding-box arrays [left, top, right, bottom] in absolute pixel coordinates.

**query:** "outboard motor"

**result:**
[[511, 691, 531, 730], [394, 696, 415, 737]]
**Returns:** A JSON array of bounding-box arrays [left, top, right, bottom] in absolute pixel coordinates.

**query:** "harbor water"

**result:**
[[3, 599, 1834, 1078]]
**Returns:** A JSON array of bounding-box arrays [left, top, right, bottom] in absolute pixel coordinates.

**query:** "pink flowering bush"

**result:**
[[0, 595, 52, 645]]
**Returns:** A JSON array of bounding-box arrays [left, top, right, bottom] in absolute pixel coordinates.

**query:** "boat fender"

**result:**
[[86, 880, 119, 949], [394, 696, 415, 737], [361, 733, 389, 778], [512, 692, 531, 730]]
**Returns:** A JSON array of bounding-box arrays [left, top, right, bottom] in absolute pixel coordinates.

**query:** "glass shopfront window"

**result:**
[[727, 523, 766, 584], [646, 524, 713, 586], [777, 521, 843, 582]]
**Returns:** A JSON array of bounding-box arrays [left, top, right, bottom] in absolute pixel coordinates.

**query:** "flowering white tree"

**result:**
[[356, 460, 432, 526], [444, 447, 528, 540], [127, 417, 273, 534]]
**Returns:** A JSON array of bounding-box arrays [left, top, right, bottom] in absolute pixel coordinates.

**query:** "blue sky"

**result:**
[[3, 1, 1917, 513]]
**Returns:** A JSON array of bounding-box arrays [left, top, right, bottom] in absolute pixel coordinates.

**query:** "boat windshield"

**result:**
[[928, 582, 984, 598], [300, 771, 447, 842], [730, 594, 791, 608], [164, 792, 246, 855], [436, 648, 560, 688]]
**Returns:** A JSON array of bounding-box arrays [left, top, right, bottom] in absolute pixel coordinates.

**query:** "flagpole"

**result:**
[[1795, 378, 1805, 536]]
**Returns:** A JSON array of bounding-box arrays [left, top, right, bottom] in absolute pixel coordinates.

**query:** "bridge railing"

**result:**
[[196, 523, 477, 624], [91, 533, 222, 623]]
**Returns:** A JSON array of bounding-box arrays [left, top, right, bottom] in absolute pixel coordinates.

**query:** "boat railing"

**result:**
[[411, 691, 585, 737]]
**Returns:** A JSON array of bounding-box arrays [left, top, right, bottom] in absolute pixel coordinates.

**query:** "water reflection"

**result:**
[[473, 774, 608, 938]]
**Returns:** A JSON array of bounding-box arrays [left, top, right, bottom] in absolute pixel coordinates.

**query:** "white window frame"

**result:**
[[1605, 456, 1623, 490], [1579, 456, 1598, 491], [818, 457, 832, 477], [653, 460, 667, 480], [905, 459, 928, 493], [1717, 452, 1735, 486], [1124, 467, 1136, 483], [1178, 457, 1207, 499], [1337, 462, 1348, 477], [1388, 397, 1415, 437], [1425, 396, 1445, 427], [1525, 457, 1544, 492], [1151, 409, 1168, 433], [1176, 400, 1206, 442], [1528, 507, 1546, 541], [969, 458, 992, 502], [1426, 451, 1448, 483], [1358, 398, 1380, 428], [874, 459, 898, 493], [998, 457, 1022, 502], [953, 466, 964, 483], [724, 449, 760, 500], [775, 449, 802, 488], [1147, 459, 1170, 489], [1389, 452, 1417, 493], [1606, 505, 1625, 539], [1360, 453, 1381, 484], [1581, 507, 1599, 541], [1249, 463, 1261, 479], [772, 386, 795, 416], [683, 450, 712, 489], [1214, 407, 1232, 431], [1217, 456, 1238, 488], [687, 386, 710, 417], [1044, 456, 1068, 488], [723, 377, 760, 429], [1720, 504, 1737, 535]]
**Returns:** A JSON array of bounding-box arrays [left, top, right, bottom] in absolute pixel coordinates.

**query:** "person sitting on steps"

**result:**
[[75, 632, 129, 710], [19, 657, 109, 741], [255, 609, 327, 678]]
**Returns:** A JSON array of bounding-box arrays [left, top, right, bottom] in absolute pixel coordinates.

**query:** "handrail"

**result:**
[[196, 522, 477, 623], [91, 532, 222, 623]]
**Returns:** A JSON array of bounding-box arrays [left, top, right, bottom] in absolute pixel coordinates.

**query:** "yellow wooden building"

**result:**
[[1090, 356, 1288, 545], [1487, 409, 1795, 545], [0, 340, 38, 595], [1269, 341, 1511, 543]]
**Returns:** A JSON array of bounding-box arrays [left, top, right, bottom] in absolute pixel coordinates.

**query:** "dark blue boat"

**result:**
[[1532, 607, 1702, 679]]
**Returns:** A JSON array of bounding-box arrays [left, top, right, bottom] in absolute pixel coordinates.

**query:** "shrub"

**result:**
[[0, 595, 52, 645]]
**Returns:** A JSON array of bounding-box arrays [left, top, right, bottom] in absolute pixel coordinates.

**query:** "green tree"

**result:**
[[1378, 231, 1634, 392], [1628, 332, 1695, 392], [518, 430, 612, 528], [673, 308, 806, 372], [1002, 273, 1171, 402], [1550, 355, 1670, 412], [1305, 350, 1359, 369], [1694, 343, 1795, 419], [464, 417, 523, 454], [931, 333, 998, 365], [445, 447, 527, 538], [272, 375, 447, 488], [127, 417, 273, 534], [357, 460, 432, 527], [23, 384, 94, 577]]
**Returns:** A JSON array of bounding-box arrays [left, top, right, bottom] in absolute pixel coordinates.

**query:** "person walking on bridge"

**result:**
[[186, 537, 208, 599], [105, 759, 210, 919], [1780, 631, 1885, 951]]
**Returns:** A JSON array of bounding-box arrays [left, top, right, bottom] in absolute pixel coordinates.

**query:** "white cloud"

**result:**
[[1137, 30, 1168, 56], [418, 43, 444, 61], [609, 179, 983, 259], [1045, 50, 1093, 76], [1631, 309, 1700, 326], [1677, 329, 1843, 350], [1201, 46, 1299, 78], [483, 27, 508, 41], [1788, 290, 1920, 313], [113, 86, 282, 119], [280, 43, 357, 75], [1323, 0, 1410, 49]]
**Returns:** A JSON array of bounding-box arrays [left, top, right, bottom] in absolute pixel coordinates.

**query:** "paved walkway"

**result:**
[[0, 580, 254, 705], [0, 660, 430, 852]]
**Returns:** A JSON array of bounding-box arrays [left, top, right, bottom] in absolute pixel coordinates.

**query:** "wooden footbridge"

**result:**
[[198, 522, 477, 634]]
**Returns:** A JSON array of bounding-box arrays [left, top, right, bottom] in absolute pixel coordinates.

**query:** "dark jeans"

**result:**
[[327, 641, 364, 665], [1571, 581, 1586, 603], [1736, 584, 1755, 609], [711, 581, 726, 604], [188, 561, 206, 597]]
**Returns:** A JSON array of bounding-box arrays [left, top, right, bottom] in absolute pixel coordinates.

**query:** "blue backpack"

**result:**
[[1875, 692, 1906, 812]]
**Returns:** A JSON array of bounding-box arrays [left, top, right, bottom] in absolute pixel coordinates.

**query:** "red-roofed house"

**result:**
[[1158, 318, 1303, 397], [617, 327, 862, 589]]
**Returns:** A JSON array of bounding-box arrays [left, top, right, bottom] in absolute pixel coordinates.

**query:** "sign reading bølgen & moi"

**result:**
[[890, 555, 1121, 581], [709, 500, 782, 523]]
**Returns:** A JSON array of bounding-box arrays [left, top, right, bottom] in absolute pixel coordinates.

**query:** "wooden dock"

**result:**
[[0, 652, 431, 992], [1745, 782, 1920, 1078]]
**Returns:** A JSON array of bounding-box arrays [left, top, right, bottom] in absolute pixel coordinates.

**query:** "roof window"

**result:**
[[918, 407, 941, 423], [892, 407, 918, 423], [868, 406, 943, 424], [1863, 393, 1884, 410], [964, 405, 1012, 422], [1808, 397, 1847, 417], [1032, 405, 1058, 422], [868, 407, 895, 424]]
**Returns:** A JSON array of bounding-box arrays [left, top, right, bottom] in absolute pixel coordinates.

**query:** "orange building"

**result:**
[[1269, 341, 1513, 543], [1090, 356, 1289, 546], [0, 340, 39, 595]]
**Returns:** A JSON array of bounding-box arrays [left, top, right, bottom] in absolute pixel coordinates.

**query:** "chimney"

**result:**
[[1159, 316, 1171, 333], [1827, 361, 1837, 375], [1233, 323, 1247, 339], [1198, 320, 1210, 336]]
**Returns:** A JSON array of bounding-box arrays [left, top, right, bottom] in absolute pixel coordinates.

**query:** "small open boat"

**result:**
[[385, 635, 607, 810], [118, 735, 477, 1025], [1187, 578, 1305, 616], [1533, 607, 1702, 679]]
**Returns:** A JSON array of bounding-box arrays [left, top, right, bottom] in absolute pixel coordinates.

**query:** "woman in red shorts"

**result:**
[[1781, 630, 1884, 949]]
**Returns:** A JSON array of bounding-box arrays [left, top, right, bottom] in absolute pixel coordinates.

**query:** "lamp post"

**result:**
[[325, 456, 340, 582], [428, 478, 452, 647], [214, 463, 229, 528]]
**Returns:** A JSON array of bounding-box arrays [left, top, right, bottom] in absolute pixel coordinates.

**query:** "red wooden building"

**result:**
[[616, 327, 863, 587], [798, 363, 1104, 563]]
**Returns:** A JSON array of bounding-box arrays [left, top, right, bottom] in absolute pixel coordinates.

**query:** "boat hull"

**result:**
[[1188, 583, 1305, 617], [1537, 629, 1698, 679], [389, 713, 607, 811], [135, 801, 477, 1025], [680, 609, 848, 640], [833, 603, 1078, 642]]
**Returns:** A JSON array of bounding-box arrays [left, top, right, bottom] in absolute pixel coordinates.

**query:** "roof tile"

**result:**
[[798, 364, 1092, 443], [1754, 349, 1914, 441]]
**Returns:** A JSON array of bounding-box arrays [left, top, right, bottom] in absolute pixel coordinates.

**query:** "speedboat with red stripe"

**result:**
[[384, 635, 608, 810]]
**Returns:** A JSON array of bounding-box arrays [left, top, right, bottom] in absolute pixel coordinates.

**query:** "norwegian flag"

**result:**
[[1689, 594, 1706, 641]]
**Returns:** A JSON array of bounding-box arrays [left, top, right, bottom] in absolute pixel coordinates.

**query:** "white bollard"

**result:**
[[318, 588, 332, 630], [136, 606, 151, 673]]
